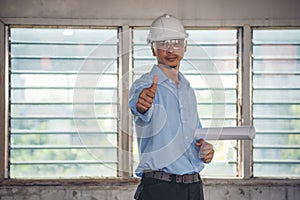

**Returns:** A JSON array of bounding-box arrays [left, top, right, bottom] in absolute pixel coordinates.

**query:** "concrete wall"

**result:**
[[0, 179, 300, 200], [1, 0, 300, 199], [1, 0, 300, 26]]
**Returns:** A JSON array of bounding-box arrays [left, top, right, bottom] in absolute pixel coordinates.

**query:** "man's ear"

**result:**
[[184, 41, 187, 52], [151, 47, 157, 56]]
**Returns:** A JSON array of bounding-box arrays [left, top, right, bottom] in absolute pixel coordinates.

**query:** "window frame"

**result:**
[[251, 27, 300, 178], [132, 26, 244, 178], [0, 23, 9, 181], [1, 25, 126, 180], [0, 20, 299, 183]]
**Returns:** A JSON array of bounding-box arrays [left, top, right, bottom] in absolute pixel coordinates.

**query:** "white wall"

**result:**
[[1, 0, 300, 26]]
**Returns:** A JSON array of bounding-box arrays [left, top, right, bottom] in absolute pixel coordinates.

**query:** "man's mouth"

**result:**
[[166, 56, 178, 62]]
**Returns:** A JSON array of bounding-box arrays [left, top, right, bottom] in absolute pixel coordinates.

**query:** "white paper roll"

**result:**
[[194, 126, 256, 140]]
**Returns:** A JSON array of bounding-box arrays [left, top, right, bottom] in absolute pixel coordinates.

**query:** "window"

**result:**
[[133, 28, 240, 177], [5, 25, 300, 180], [252, 29, 300, 178], [9, 27, 118, 178]]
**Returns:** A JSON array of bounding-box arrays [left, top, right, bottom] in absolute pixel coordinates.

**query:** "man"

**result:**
[[129, 14, 214, 200]]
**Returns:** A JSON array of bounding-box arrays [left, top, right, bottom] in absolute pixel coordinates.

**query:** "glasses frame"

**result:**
[[153, 39, 187, 50]]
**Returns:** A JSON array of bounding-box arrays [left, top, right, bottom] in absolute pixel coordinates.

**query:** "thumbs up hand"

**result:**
[[137, 75, 158, 114]]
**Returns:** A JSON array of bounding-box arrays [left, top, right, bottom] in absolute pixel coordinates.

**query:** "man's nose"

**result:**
[[166, 44, 174, 52]]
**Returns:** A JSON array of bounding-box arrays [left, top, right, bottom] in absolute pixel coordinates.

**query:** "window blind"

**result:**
[[252, 29, 300, 178], [132, 29, 239, 177], [9, 27, 118, 178]]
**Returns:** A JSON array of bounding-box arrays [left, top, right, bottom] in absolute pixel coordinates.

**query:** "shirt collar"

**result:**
[[150, 65, 167, 84]]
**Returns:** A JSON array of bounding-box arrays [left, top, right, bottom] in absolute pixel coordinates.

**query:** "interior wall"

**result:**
[[1, 0, 300, 26], [0, 179, 300, 200]]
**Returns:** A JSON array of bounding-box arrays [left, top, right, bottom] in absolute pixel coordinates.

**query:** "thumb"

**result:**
[[150, 75, 158, 93], [195, 138, 205, 147]]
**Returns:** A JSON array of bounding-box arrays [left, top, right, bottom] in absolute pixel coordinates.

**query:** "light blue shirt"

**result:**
[[129, 65, 205, 177]]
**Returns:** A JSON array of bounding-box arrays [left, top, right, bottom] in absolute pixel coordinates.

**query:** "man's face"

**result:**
[[152, 39, 186, 68]]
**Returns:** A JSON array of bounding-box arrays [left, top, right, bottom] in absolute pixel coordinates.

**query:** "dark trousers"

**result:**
[[134, 176, 204, 200]]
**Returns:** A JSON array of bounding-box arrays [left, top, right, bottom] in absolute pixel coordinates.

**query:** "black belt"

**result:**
[[143, 171, 201, 184]]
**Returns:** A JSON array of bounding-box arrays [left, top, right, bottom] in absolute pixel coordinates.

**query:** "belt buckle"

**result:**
[[182, 175, 193, 184]]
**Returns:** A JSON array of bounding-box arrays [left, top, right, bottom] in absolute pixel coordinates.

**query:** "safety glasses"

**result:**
[[154, 39, 186, 50]]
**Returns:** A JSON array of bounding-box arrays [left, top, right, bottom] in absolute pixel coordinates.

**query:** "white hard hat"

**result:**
[[147, 14, 188, 44]]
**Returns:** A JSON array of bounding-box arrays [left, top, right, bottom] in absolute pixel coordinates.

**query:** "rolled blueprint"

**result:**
[[194, 126, 256, 140]]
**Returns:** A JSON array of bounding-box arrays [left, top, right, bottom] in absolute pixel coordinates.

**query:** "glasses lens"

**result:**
[[155, 39, 185, 50], [172, 39, 184, 49]]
